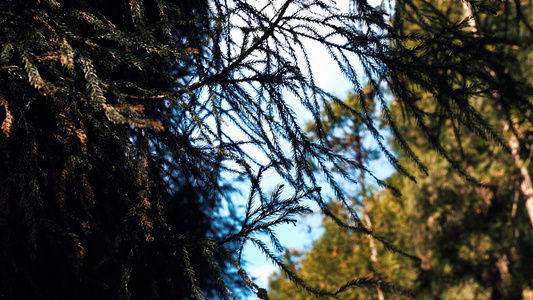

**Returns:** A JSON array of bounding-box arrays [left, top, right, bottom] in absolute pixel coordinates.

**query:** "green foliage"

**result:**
[[268, 90, 418, 299], [268, 201, 417, 299], [269, 1, 533, 299], [0, 1, 241, 299], [382, 97, 533, 298], [1, 0, 532, 299], [269, 93, 533, 300]]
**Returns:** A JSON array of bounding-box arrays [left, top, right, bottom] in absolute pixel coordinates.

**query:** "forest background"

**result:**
[[0, 0, 532, 299], [269, 0, 533, 299]]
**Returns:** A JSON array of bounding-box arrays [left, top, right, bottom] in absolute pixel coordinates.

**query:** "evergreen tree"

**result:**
[[304, 89, 387, 299], [390, 1, 533, 297], [0, 0, 531, 299], [269, 0, 533, 298], [0, 1, 242, 299], [268, 90, 417, 299], [268, 87, 533, 299], [382, 100, 533, 299]]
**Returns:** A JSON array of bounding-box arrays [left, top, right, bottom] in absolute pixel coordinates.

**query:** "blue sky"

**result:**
[[218, 0, 392, 296], [241, 44, 354, 289]]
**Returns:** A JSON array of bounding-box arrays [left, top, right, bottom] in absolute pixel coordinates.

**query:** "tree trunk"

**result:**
[[356, 136, 385, 300], [461, 1, 533, 228], [497, 105, 533, 228]]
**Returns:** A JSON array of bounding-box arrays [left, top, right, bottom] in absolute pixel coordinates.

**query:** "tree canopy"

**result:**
[[269, 0, 533, 298], [1, 0, 532, 299]]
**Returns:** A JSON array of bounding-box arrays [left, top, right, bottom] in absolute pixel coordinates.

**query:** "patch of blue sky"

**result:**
[[194, 0, 397, 296]]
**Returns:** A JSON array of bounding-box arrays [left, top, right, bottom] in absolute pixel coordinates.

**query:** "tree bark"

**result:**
[[497, 105, 533, 228], [356, 135, 385, 300], [462, 1, 533, 228]]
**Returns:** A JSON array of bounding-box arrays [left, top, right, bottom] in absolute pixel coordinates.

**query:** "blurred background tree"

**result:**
[[269, 0, 533, 298]]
